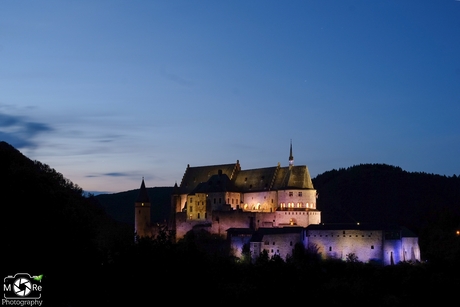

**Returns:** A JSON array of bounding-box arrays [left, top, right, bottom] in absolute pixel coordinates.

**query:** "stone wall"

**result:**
[[306, 229, 384, 263]]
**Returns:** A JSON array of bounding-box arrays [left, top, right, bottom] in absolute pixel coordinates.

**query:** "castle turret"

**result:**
[[289, 139, 294, 167], [134, 178, 151, 239]]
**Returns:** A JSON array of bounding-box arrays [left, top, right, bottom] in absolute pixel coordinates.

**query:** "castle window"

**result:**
[[329, 246, 332, 251], [273, 242, 275, 245], [290, 241, 293, 246], [371, 245, 374, 249], [219, 198, 222, 204], [265, 241, 269, 245], [298, 192, 302, 197], [190, 206, 193, 212], [190, 198, 193, 203], [289, 192, 293, 197], [198, 213, 200, 219]]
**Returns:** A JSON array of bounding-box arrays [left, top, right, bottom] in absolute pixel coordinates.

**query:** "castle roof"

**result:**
[[189, 171, 236, 194], [179, 162, 240, 194], [135, 178, 150, 203], [179, 162, 314, 195]]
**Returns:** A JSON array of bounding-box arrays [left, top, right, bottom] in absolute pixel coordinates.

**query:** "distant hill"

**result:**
[[95, 186, 174, 226], [313, 163, 460, 233]]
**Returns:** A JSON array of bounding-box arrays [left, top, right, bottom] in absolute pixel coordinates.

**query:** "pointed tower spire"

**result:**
[[289, 139, 294, 167]]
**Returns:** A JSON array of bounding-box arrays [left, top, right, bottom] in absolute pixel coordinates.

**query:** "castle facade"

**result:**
[[134, 144, 421, 265]]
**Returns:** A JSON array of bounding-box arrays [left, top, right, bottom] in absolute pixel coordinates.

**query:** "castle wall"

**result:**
[[255, 232, 305, 260], [255, 212, 277, 228], [306, 229, 384, 263], [277, 189, 317, 209], [210, 211, 257, 236], [174, 212, 213, 239], [275, 210, 321, 227], [242, 191, 277, 212], [401, 237, 421, 262]]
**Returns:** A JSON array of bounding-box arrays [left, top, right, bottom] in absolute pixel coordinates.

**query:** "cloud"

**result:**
[[104, 172, 130, 177], [86, 172, 133, 178], [0, 112, 53, 149]]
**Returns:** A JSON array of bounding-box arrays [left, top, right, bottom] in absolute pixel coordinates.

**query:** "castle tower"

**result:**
[[134, 177, 151, 238], [289, 139, 294, 167], [168, 182, 181, 236]]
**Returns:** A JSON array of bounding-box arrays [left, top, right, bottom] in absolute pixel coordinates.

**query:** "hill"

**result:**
[[0, 141, 132, 305], [313, 163, 460, 232], [95, 186, 174, 226]]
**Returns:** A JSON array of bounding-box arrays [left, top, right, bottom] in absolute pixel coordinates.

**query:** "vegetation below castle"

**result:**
[[1, 141, 459, 305]]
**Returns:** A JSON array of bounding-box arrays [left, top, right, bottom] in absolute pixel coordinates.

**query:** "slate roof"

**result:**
[[178, 161, 314, 195], [179, 162, 240, 194]]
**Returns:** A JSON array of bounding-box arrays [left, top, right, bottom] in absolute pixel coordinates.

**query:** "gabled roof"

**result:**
[[178, 159, 314, 195], [190, 171, 236, 194], [179, 162, 240, 194], [233, 167, 278, 192]]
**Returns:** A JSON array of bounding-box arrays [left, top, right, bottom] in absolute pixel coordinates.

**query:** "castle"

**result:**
[[134, 143, 421, 265]]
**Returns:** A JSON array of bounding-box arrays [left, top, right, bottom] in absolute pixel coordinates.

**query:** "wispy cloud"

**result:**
[[0, 112, 53, 149]]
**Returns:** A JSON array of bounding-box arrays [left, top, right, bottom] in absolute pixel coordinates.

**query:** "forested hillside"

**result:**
[[2, 141, 459, 305]]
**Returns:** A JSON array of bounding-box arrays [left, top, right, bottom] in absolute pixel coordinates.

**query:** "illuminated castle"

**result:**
[[135, 142, 421, 265]]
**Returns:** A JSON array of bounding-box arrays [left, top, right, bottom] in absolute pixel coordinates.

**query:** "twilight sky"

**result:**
[[1, 1, 459, 194]]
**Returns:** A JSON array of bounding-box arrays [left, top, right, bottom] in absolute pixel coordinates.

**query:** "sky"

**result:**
[[1, 1, 460, 194]]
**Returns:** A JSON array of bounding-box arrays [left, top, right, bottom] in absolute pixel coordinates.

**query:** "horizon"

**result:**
[[1, 1, 459, 194]]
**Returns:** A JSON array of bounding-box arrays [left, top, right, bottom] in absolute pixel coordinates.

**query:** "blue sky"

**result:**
[[1, 1, 459, 194]]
